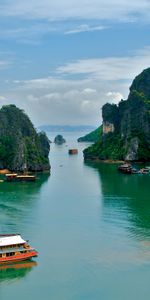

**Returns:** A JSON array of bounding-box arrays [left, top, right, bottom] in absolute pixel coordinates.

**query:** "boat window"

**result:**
[[6, 252, 15, 257]]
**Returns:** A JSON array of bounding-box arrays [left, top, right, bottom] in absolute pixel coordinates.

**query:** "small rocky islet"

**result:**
[[54, 135, 66, 145], [83, 68, 150, 162]]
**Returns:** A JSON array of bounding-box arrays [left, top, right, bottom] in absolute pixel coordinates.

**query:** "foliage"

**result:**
[[78, 126, 102, 142], [84, 133, 125, 160]]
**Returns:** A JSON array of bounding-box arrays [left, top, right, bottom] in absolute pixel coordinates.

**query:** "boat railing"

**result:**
[[0, 247, 34, 254]]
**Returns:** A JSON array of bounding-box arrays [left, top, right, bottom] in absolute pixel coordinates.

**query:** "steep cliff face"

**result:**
[[0, 105, 50, 171], [84, 68, 150, 161]]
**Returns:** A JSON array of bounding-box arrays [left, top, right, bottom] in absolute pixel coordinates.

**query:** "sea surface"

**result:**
[[0, 132, 150, 300]]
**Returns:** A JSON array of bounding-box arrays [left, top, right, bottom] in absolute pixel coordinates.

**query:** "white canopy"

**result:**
[[0, 235, 26, 247]]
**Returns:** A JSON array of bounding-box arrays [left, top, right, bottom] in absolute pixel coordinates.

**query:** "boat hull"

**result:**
[[0, 250, 38, 264]]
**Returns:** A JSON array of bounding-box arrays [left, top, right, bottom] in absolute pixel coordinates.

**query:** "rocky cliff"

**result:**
[[84, 68, 150, 162], [0, 105, 50, 171]]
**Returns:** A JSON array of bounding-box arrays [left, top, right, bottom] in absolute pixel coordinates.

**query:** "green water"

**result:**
[[0, 134, 150, 299]]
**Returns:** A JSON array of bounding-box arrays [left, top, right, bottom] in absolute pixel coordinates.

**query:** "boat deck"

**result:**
[[0, 247, 34, 254]]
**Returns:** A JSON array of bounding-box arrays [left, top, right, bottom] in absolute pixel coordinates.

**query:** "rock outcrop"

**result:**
[[84, 68, 150, 162], [0, 105, 50, 171], [54, 135, 66, 145]]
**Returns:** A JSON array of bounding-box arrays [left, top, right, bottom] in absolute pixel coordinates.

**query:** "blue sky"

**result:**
[[0, 0, 150, 126]]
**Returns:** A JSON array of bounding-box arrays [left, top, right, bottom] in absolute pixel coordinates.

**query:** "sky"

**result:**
[[0, 0, 150, 126]]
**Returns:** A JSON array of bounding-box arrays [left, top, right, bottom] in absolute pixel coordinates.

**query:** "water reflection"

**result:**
[[0, 173, 50, 232], [85, 162, 150, 239], [0, 260, 37, 283]]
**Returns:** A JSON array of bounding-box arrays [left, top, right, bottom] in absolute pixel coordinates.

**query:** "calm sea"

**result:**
[[0, 132, 150, 300]]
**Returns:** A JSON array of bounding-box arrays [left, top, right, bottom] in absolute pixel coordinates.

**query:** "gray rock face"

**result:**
[[125, 137, 139, 161], [54, 135, 66, 145]]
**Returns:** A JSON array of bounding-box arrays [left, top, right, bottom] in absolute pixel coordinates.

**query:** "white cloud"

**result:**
[[0, 22, 106, 44], [82, 88, 97, 94], [0, 1, 149, 43], [65, 24, 106, 35], [0, 23, 61, 44], [1, 76, 128, 126], [2, 46, 150, 126], [0, 0, 150, 23], [0, 96, 6, 101], [27, 94, 39, 102], [106, 92, 123, 104], [57, 47, 150, 81]]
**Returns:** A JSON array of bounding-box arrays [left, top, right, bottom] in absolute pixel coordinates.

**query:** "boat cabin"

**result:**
[[0, 234, 38, 263], [68, 149, 78, 155]]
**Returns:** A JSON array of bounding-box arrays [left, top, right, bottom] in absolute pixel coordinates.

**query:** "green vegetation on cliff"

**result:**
[[84, 68, 150, 162], [0, 105, 50, 171], [84, 133, 126, 160], [78, 126, 102, 142]]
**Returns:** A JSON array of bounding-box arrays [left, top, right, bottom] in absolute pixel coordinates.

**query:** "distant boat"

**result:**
[[118, 163, 132, 174], [145, 166, 150, 170], [140, 168, 149, 174], [118, 164, 150, 175], [68, 149, 78, 155], [130, 168, 140, 174], [0, 234, 38, 263], [5, 173, 36, 182]]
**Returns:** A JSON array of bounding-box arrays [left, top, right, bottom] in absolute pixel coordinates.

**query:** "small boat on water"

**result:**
[[145, 166, 150, 171], [5, 173, 36, 182], [0, 234, 38, 263], [118, 163, 132, 174], [118, 163, 150, 175], [130, 168, 140, 174], [68, 149, 78, 155], [140, 168, 150, 174]]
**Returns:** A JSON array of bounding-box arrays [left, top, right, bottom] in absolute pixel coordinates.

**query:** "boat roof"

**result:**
[[6, 173, 17, 176], [0, 235, 26, 247], [17, 175, 35, 178], [120, 164, 131, 168]]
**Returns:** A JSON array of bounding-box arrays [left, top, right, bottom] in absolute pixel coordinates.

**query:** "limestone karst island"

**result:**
[[0, 104, 50, 172], [83, 68, 150, 162]]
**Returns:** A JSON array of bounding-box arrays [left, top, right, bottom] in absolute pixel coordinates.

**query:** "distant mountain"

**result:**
[[39, 125, 96, 133], [78, 126, 102, 142]]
